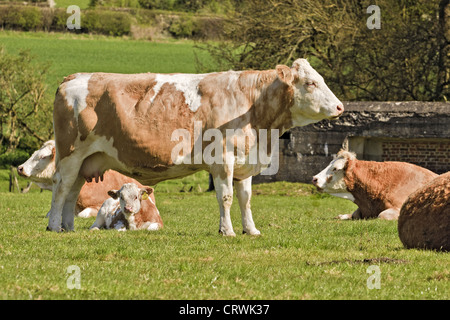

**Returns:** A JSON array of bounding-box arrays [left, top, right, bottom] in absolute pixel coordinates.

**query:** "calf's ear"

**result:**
[[108, 190, 120, 199], [276, 65, 295, 85], [140, 187, 153, 200]]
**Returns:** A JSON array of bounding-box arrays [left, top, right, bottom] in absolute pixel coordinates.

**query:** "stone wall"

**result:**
[[253, 101, 450, 184]]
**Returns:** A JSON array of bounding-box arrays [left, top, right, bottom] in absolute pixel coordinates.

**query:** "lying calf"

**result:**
[[312, 149, 438, 220], [90, 183, 163, 231]]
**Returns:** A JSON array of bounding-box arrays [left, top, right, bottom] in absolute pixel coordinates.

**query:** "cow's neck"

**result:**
[[241, 70, 294, 135]]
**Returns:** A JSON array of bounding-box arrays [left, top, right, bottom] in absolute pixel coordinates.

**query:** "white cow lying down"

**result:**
[[90, 183, 163, 231]]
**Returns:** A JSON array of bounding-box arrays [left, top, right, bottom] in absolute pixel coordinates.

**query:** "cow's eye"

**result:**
[[305, 81, 317, 88]]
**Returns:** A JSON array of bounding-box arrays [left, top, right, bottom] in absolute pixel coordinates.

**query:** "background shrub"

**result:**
[[0, 150, 30, 168]]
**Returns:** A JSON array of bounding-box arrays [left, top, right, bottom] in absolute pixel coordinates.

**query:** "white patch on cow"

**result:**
[[329, 192, 355, 202], [150, 73, 207, 112], [64, 73, 93, 119], [77, 207, 97, 218], [141, 222, 160, 231]]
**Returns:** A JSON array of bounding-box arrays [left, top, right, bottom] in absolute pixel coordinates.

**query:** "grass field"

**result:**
[[0, 169, 449, 300], [0, 31, 449, 300], [0, 31, 216, 94]]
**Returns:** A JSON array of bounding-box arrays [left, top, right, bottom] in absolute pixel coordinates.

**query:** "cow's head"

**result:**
[[108, 183, 153, 218], [276, 58, 343, 126], [17, 140, 56, 190], [312, 150, 355, 198]]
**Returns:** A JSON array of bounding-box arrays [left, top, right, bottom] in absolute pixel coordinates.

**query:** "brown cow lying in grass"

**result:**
[[398, 171, 449, 251], [312, 149, 438, 220]]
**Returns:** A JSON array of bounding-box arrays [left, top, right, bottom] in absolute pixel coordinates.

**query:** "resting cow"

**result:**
[[398, 172, 449, 251], [312, 150, 438, 220], [18, 140, 156, 218], [90, 183, 163, 231], [47, 58, 344, 234]]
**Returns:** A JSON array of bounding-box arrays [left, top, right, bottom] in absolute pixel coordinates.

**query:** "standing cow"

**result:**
[[18, 140, 161, 220], [312, 149, 438, 220], [47, 58, 344, 234]]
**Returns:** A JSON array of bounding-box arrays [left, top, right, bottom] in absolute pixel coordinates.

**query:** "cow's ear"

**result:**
[[276, 65, 295, 85], [108, 190, 119, 199]]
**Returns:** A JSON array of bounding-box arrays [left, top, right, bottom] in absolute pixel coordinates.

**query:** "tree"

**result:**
[[0, 47, 53, 153], [197, 0, 449, 101]]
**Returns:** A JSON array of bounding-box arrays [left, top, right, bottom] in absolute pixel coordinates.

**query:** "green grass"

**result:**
[[54, 0, 91, 9], [0, 169, 449, 300], [0, 30, 216, 94]]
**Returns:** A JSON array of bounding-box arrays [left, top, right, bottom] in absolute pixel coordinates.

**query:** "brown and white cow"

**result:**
[[312, 149, 438, 220], [90, 183, 163, 231], [18, 140, 159, 218], [47, 58, 344, 234]]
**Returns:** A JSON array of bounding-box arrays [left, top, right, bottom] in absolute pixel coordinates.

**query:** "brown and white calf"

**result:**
[[47, 58, 343, 234], [18, 140, 157, 218], [312, 150, 438, 220], [90, 183, 163, 231]]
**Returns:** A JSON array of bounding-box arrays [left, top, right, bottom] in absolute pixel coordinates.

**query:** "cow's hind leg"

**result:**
[[211, 164, 236, 237], [235, 176, 260, 236]]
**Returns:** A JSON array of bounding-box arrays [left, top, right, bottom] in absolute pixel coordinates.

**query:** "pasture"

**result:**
[[0, 31, 448, 300], [0, 170, 449, 300]]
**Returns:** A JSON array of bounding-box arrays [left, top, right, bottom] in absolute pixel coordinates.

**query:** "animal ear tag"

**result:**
[[141, 192, 149, 200]]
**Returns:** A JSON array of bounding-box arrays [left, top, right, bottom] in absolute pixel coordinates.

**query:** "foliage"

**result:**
[[0, 5, 42, 31], [0, 149, 30, 168], [197, 0, 449, 101], [0, 47, 52, 153], [82, 10, 132, 36]]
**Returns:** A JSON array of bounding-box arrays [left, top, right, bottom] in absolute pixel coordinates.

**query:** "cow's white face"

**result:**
[[276, 59, 343, 126], [312, 151, 355, 200], [108, 183, 153, 218], [17, 140, 56, 188]]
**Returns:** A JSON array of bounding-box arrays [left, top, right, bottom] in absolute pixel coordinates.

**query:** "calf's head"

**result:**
[[276, 58, 344, 125], [312, 150, 356, 195], [17, 140, 56, 189], [108, 183, 154, 218]]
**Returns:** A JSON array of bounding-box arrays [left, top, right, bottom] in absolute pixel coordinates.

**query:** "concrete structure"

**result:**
[[254, 101, 450, 184]]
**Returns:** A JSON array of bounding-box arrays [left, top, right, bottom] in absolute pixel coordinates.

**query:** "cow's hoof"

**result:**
[[46, 226, 63, 232], [243, 229, 261, 236], [219, 229, 236, 237], [338, 214, 352, 220]]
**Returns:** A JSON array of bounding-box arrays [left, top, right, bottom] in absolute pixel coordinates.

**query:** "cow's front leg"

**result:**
[[211, 164, 236, 237], [235, 176, 260, 236], [61, 176, 85, 231], [47, 157, 83, 232]]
